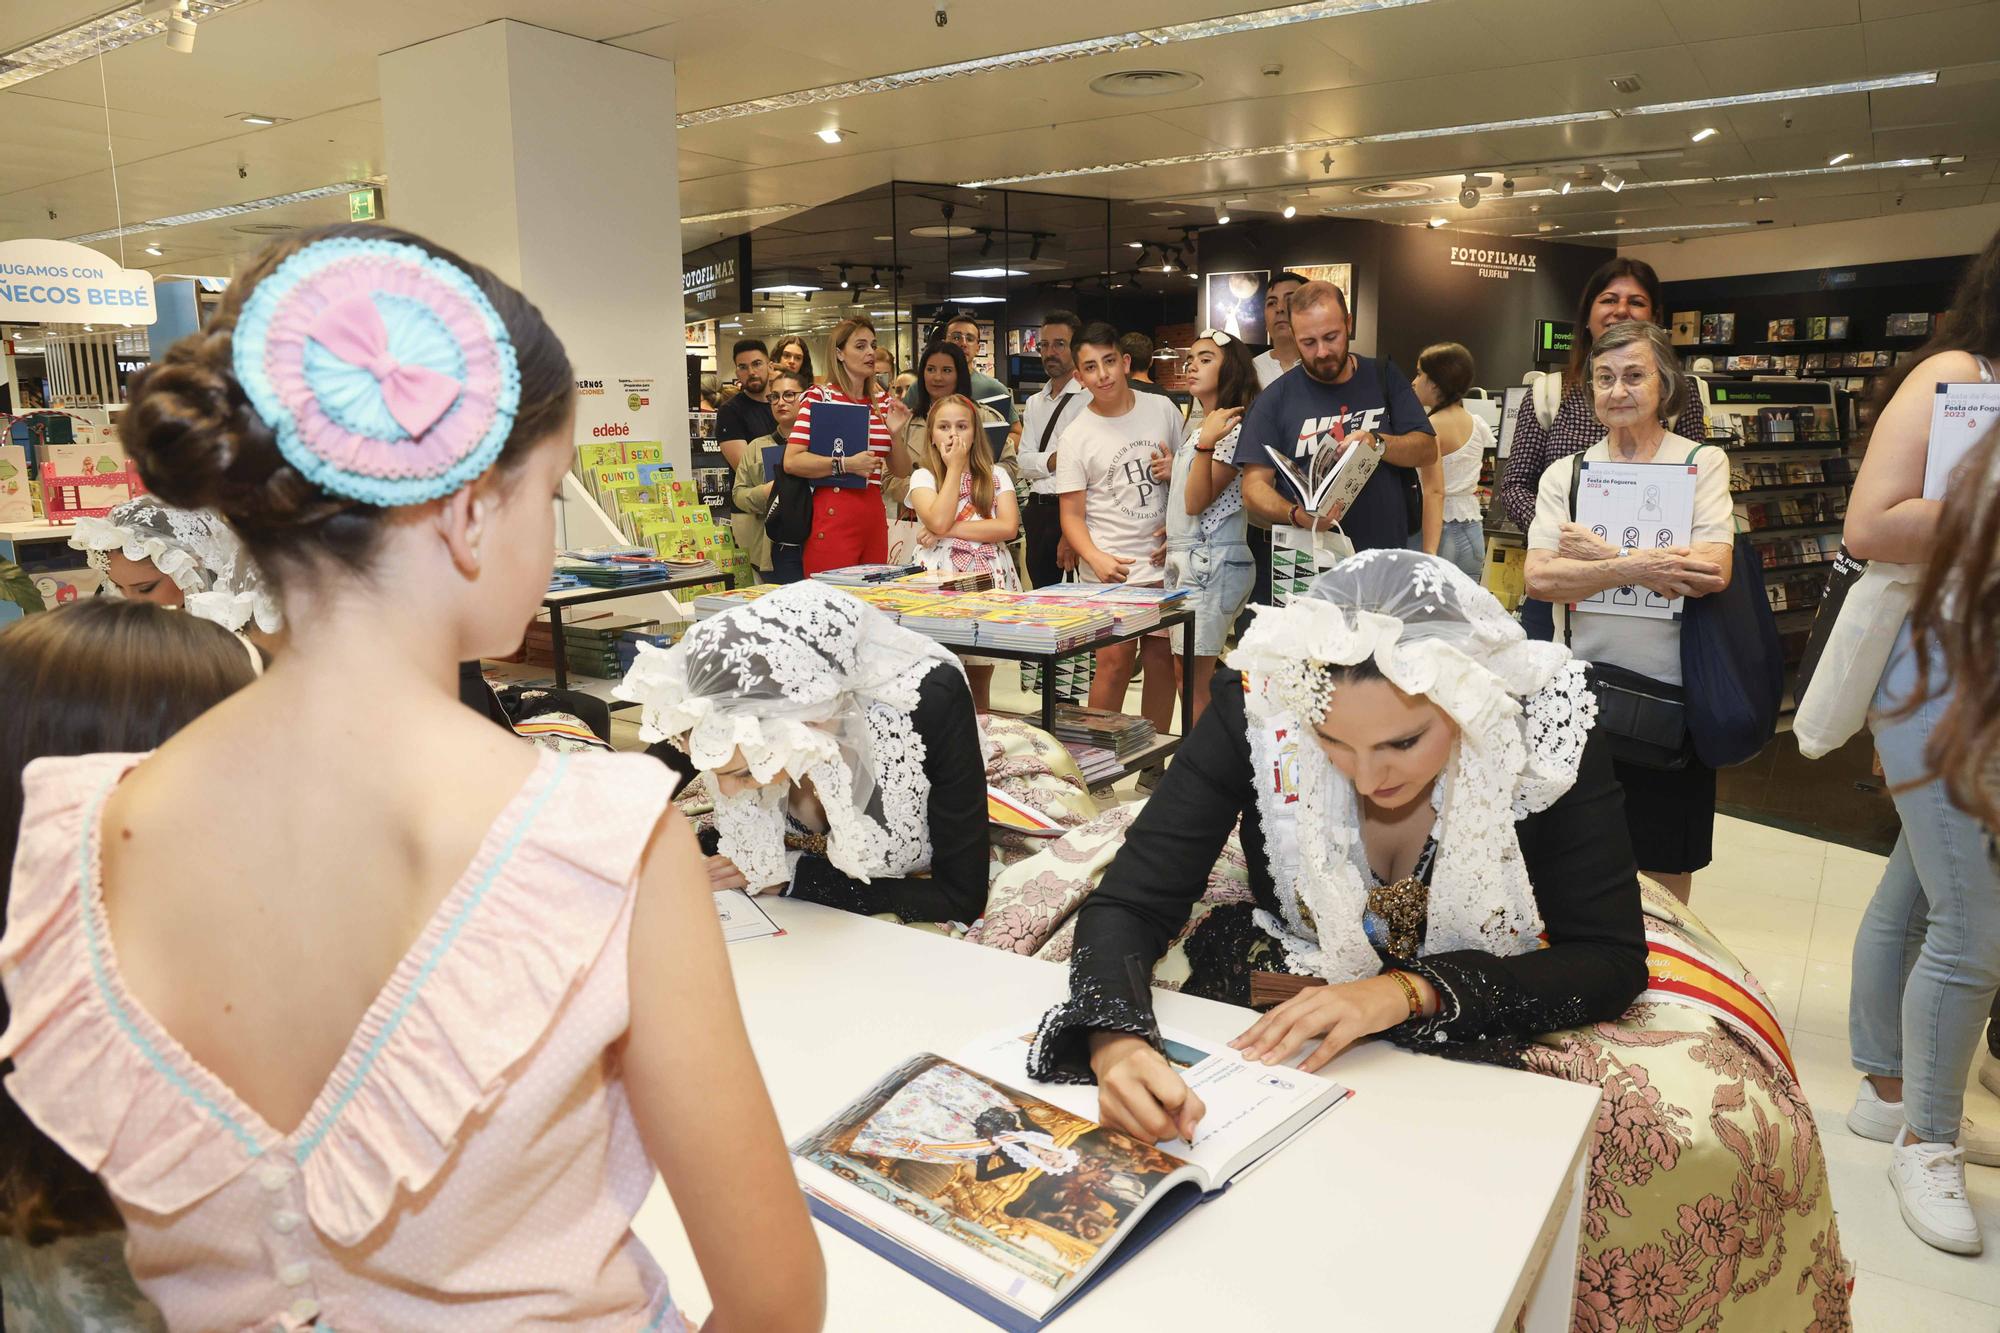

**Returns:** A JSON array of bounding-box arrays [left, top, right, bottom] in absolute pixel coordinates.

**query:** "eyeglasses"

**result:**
[[771, 389, 805, 403], [1198, 329, 1234, 346], [1591, 367, 1658, 392]]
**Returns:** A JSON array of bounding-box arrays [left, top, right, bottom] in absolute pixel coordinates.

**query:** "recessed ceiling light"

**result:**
[[958, 70, 1937, 188], [1281, 204, 1297, 218], [1560, 179, 1573, 195], [1827, 151, 1853, 166], [677, 0, 1439, 127], [1607, 74, 1644, 94], [816, 127, 850, 144], [1089, 69, 1203, 98], [1691, 126, 1717, 142], [952, 266, 1028, 278], [232, 112, 286, 126], [1125, 240, 1145, 249], [1425, 217, 1446, 228], [909, 223, 977, 239], [947, 294, 1007, 304], [143, 244, 162, 256]]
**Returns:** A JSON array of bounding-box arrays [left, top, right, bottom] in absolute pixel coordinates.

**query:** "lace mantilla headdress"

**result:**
[[70, 495, 281, 634], [1225, 549, 1598, 983], [617, 581, 965, 887]]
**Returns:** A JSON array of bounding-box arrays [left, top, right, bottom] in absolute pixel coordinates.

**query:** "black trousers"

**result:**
[[1024, 494, 1064, 589]]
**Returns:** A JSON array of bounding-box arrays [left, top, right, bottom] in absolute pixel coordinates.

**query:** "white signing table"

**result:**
[[632, 898, 1599, 1332]]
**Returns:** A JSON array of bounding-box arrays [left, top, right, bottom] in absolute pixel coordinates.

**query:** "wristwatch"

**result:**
[[1618, 544, 1634, 561]]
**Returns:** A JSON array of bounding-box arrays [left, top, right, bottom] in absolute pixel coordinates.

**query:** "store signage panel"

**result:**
[[0, 239, 156, 326], [1535, 319, 1575, 359], [683, 235, 749, 321], [1447, 243, 1538, 281]]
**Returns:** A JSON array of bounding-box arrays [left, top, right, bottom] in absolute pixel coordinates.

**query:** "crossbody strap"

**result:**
[[1037, 389, 1081, 451]]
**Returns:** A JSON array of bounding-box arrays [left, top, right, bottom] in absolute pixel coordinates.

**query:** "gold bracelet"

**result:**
[[1386, 970, 1424, 1020]]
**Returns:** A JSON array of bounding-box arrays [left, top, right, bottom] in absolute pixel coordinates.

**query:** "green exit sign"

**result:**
[[348, 187, 382, 222]]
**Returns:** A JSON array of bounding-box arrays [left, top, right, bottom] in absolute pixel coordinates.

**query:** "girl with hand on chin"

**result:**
[[621, 579, 992, 925], [1029, 550, 1847, 1331], [908, 392, 1021, 713]]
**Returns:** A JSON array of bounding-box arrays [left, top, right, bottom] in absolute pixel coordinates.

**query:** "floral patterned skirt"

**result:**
[[977, 827, 1853, 1332]]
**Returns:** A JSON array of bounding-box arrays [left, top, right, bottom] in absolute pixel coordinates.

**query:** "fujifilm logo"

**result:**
[[1448, 246, 1537, 280], [683, 257, 736, 303]]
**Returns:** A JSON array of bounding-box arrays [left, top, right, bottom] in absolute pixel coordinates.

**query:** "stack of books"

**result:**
[[895, 596, 988, 645], [1052, 704, 1157, 767], [1063, 742, 1127, 786], [692, 585, 779, 618], [967, 598, 1115, 652], [555, 547, 674, 588], [525, 614, 658, 678], [893, 568, 998, 593], [811, 563, 926, 586]]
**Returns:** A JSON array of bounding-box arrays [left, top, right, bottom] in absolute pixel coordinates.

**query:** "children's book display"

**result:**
[[792, 1025, 1349, 1331], [573, 438, 747, 586]]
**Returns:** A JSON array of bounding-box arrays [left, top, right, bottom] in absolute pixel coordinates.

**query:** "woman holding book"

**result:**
[[1166, 330, 1260, 720], [908, 393, 1022, 714], [1028, 549, 1847, 1332], [622, 579, 992, 924], [784, 316, 914, 577]]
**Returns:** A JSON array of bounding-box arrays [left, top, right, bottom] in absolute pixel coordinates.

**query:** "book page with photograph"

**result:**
[[951, 1024, 1349, 1185]]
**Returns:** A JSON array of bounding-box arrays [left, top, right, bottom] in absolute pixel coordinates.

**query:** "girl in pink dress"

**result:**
[[0, 224, 824, 1333]]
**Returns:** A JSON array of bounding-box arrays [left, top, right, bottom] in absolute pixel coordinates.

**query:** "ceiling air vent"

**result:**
[[1089, 69, 1203, 98], [1353, 181, 1433, 199]]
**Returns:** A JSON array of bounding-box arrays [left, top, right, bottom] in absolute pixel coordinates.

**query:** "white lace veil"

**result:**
[[1225, 549, 1598, 983], [618, 581, 965, 887], [69, 496, 282, 634]]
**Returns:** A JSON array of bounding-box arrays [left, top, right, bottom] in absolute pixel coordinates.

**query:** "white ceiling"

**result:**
[[1, 0, 1997, 286]]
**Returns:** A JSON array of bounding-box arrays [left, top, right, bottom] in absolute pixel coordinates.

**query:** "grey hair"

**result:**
[[1588, 319, 1687, 422]]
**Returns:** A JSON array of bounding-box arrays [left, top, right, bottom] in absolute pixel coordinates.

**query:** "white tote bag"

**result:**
[[1792, 560, 1923, 759]]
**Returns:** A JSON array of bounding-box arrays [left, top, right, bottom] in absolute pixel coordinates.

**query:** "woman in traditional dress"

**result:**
[[1025, 548, 1848, 1331], [620, 579, 992, 923]]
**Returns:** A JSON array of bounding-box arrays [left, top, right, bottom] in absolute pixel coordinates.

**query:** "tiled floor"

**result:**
[[613, 680, 2000, 1324], [1695, 816, 2000, 1328]]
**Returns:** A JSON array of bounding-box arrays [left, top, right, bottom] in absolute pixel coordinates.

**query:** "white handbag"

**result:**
[[1792, 560, 1924, 759]]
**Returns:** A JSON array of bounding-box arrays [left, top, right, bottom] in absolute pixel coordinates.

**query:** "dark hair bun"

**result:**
[[122, 333, 358, 558]]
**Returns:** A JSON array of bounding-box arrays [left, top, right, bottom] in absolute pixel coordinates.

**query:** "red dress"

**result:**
[[789, 384, 894, 574]]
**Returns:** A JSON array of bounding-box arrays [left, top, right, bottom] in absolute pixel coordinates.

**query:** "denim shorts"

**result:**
[[1166, 538, 1256, 657]]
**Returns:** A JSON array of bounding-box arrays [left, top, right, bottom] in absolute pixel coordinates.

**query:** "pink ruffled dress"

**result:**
[[0, 749, 691, 1332]]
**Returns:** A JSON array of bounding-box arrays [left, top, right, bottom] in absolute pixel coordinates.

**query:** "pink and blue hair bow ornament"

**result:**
[[232, 237, 521, 507]]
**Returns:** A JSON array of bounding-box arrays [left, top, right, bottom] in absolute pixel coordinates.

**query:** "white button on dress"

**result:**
[[256, 1163, 291, 1191], [279, 1261, 311, 1286]]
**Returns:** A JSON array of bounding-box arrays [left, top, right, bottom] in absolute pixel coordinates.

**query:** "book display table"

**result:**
[[631, 900, 1598, 1333], [965, 606, 1195, 740], [539, 563, 728, 690]]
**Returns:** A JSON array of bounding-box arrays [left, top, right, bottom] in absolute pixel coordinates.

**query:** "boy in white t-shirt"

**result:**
[[1055, 322, 1183, 732]]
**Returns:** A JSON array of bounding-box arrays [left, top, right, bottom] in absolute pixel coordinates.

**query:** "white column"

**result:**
[[378, 21, 689, 470]]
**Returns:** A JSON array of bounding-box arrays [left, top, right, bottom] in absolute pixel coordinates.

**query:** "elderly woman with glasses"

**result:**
[[1523, 320, 1735, 902], [1166, 329, 1264, 718]]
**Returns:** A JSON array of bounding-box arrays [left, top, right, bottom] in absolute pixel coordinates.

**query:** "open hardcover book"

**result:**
[[791, 1024, 1350, 1330], [1263, 425, 1381, 521]]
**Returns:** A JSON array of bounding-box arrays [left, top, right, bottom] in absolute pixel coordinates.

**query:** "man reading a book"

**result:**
[[1054, 322, 1186, 733], [1234, 281, 1435, 578]]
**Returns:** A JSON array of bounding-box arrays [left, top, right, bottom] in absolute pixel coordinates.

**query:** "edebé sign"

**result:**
[[0, 238, 157, 325]]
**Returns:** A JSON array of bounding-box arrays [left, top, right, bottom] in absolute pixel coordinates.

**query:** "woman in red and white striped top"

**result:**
[[784, 315, 914, 575]]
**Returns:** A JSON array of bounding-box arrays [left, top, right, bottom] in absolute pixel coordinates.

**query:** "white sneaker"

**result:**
[[1890, 1136, 1984, 1255], [1845, 1078, 2000, 1166], [1848, 1078, 1904, 1141]]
